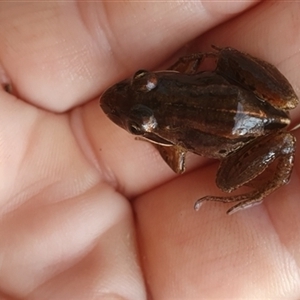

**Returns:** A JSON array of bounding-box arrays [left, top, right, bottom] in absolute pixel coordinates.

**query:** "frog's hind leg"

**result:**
[[194, 132, 296, 214], [194, 191, 263, 215]]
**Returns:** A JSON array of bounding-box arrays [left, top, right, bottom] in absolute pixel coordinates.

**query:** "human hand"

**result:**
[[0, 2, 299, 299]]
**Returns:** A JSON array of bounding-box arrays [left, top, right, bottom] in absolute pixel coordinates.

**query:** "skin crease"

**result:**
[[0, 1, 300, 299]]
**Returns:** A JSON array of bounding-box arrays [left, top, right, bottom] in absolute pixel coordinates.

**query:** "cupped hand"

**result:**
[[0, 2, 300, 299]]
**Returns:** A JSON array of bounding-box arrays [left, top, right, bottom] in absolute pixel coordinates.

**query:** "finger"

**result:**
[[135, 164, 300, 298], [0, 1, 258, 112], [0, 91, 145, 299]]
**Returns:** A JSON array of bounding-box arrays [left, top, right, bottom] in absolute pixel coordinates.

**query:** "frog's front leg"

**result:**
[[194, 132, 296, 214], [154, 144, 187, 174], [169, 52, 215, 74]]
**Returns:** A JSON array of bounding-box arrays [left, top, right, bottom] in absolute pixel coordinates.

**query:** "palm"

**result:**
[[0, 2, 299, 299]]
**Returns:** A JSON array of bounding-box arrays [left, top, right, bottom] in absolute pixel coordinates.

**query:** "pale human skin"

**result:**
[[0, 2, 300, 299]]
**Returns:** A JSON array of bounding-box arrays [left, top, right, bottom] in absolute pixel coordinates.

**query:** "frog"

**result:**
[[100, 46, 298, 214]]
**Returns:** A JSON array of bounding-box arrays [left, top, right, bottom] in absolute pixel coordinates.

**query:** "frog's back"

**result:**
[[149, 72, 290, 140]]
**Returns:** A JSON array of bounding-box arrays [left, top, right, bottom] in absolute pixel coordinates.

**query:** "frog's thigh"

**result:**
[[216, 132, 296, 192], [215, 47, 298, 109]]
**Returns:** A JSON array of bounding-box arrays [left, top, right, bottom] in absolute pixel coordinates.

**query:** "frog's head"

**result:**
[[100, 70, 160, 135], [100, 70, 175, 146]]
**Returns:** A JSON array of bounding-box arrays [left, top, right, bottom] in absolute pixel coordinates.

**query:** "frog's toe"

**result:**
[[194, 197, 207, 211], [194, 195, 235, 211], [227, 197, 263, 215]]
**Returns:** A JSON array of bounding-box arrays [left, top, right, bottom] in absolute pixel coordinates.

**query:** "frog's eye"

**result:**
[[132, 70, 158, 92], [127, 104, 158, 134], [127, 121, 144, 135], [133, 70, 148, 80]]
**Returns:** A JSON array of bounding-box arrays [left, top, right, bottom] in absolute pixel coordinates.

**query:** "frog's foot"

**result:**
[[194, 190, 264, 215], [200, 132, 296, 215]]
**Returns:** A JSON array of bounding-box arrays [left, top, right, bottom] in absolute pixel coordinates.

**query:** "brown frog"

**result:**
[[100, 46, 298, 214]]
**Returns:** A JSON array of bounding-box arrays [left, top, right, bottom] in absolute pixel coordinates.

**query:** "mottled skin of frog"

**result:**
[[100, 46, 298, 214]]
